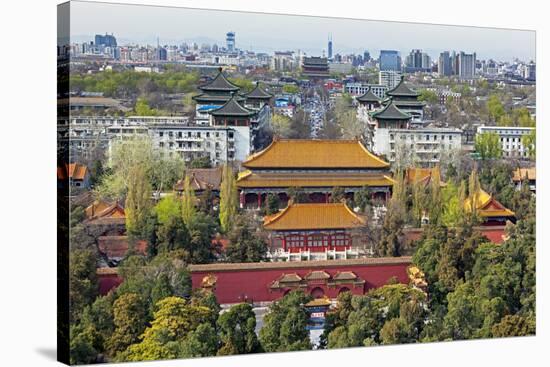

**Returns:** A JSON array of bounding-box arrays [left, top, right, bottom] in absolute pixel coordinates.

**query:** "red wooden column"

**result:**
[[282, 235, 287, 251]]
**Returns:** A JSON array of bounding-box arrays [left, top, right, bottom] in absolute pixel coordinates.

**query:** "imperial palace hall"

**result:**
[[236, 139, 395, 209], [263, 202, 367, 261], [465, 188, 516, 226]]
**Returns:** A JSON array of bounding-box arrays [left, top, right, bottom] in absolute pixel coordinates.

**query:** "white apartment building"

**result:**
[[66, 114, 261, 165], [374, 127, 463, 167], [271, 52, 297, 72], [344, 83, 387, 98], [379, 70, 402, 89], [477, 125, 534, 159]]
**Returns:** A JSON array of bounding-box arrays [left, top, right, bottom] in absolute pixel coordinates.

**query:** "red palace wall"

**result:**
[[190, 257, 412, 304]]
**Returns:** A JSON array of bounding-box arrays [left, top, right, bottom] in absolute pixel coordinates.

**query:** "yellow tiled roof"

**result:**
[[512, 167, 536, 182], [263, 202, 366, 231], [405, 166, 441, 186], [464, 189, 515, 218], [305, 297, 332, 307], [278, 273, 302, 282], [243, 139, 390, 169], [304, 271, 331, 280], [237, 171, 395, 188], [332, 271, 358, 281]]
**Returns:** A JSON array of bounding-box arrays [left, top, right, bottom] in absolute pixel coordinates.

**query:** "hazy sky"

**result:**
[[69, 1, 536, 62]]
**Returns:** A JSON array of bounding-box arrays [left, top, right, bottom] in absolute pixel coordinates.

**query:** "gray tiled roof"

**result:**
[[370, 100, 412, 120]]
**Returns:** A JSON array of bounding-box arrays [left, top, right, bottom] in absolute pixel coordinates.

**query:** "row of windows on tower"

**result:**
[[157, 131, 234, 139]]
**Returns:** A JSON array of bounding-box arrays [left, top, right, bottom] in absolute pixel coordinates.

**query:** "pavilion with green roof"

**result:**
[[356, 87, 382, 111], [210, 93, 257, 127], [383, 76, 424, 120], [369, 99, 412, 129], [244, 82, 273, 110]]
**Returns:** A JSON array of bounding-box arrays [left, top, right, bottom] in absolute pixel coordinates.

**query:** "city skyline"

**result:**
[[68, 1, 535, 62]]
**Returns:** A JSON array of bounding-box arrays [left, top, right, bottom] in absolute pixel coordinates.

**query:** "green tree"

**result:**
[[180, 323, 219, 358], [181, 175, 196, 224], [282, 84, 300, 94], [288, 186, 310, 203], [89, 159, 105, 187], [271, 113, 292, 138], [475, 132, 502, 160], [263, 193, 280, 215], [418, 89, 439, 104], [377, 173, 406, 257], [441, 181, 465, 227], [107, 293, 148, 355], [330, 186, 346, 203], [78, 294, 115, 355], [411, 181, 428, 227], [69, 249, 98, 323], [217, 303, 261, 355], [325, 284, 426, 348], [486, 94, 505, 122], [442, 281, 482, 339], [151, 153, 185, 195], [497, 114, 513, 126], [95, 135, 183, 200], [186, 211, 219, 263], [125, 164, 152, 238], [134, 97, 158, 116], [522, 129, 536, 159], [120, 296, 214, 362], [225, 214, 268, 263], [70, 324, 98, 365], [491, 314, 535, 337], [154, 195, 181, 225], [150, 273, 174, 310], [219, 165, 237, 233], [189, 156, 212, 168], [259, 291, 311, 352]]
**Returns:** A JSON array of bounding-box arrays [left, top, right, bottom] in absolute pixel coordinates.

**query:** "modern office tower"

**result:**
[[363, 50, 371, 62], [94, 33, 117, 47], [458, 51, 476, 79], [524, 61, 536, 80], [379, 50, 402, 71], [405, 49, 431, 72], [407, 49, 423, 68], [421, 53, 431, 69], [226, 31, 235, 52], [157, 47, 167, 61], [328, 35, 333, 60], [450, 51, 458, 75], [438, 51, 452, 76], [113, 47, 121, 60]]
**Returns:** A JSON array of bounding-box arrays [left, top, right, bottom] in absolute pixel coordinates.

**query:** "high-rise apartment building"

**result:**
[[94, 33, 117, 47], [438, 51, 452, 76], [458, 51, 476, 79]]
